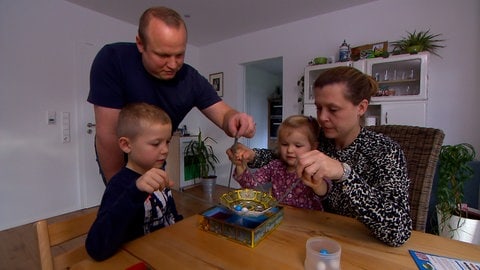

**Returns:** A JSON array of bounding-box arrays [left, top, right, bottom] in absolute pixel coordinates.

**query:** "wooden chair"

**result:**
[[34, 209, 98, 270], [366, 125, 445, 232]]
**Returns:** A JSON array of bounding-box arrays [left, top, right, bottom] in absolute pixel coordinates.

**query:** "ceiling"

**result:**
[[65, 0, 375, 47]]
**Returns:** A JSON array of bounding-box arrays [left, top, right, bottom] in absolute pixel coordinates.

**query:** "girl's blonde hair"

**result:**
[[277, 115, 320, 147]]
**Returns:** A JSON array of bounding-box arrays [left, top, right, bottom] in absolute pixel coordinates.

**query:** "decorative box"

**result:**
[[198, 205, 284, 248]]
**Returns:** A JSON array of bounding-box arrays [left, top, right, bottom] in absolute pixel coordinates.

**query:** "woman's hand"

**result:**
[[136, 168, 174, 193], [296, 150, 344, 184]]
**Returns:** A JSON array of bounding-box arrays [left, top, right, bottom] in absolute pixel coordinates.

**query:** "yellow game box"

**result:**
[[198, 205, 284, 248]]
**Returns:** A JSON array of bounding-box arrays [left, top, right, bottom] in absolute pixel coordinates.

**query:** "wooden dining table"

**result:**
[[119, 186, 480, 269], [69, 250, 143, 270]]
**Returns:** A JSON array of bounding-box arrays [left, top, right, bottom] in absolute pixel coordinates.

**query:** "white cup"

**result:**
[[304, 236, 341, 270]]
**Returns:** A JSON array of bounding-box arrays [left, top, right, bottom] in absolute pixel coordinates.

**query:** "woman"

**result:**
[[235, 66, 412, 246]]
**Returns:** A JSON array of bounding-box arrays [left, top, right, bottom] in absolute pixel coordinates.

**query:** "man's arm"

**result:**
[[201, 101, 255, 138], [93, 105, 124, 183]]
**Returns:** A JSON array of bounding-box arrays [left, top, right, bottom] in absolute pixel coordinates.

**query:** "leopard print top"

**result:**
[[250, 127, 412, 246]]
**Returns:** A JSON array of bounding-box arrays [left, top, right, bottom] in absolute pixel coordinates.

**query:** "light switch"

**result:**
[[47, 111, 56, 125], [62, 112, 70, 143]]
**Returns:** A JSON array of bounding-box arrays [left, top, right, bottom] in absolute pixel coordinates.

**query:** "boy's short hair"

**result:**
[[117, 102, 171, 139]]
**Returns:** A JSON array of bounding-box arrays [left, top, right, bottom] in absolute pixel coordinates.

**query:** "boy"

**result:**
[[86, 103, 183, 261]]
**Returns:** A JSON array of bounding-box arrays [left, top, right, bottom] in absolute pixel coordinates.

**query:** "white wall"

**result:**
[[195, 0, 480, 186], [0, 0, 130, 230], [0, 0, 201, 230]]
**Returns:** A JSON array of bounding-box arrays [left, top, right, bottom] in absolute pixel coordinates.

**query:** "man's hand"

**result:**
[[202, 101, 256, 139], [225, 112, 256, 139]]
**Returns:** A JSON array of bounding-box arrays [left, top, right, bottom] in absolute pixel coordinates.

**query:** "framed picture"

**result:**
[[209, 72, 223, 97], [350, 41, 388, 61]]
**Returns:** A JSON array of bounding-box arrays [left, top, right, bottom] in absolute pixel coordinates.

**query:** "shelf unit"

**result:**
[[367, 53, 428, 126], [268, 98, 282, 149], [368, 53, 428, 102], [165, 134, 199, 190], [303, 52, 429, 127]]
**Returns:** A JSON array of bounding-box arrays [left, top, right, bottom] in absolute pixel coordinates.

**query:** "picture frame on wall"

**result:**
[[350, 41, 388, 61], [209, 72, 223, 97]]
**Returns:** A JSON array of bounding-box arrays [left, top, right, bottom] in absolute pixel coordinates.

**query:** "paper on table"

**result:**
[[409, 250, 480, 270]]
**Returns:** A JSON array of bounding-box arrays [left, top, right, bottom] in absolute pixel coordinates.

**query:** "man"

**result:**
[[88, 6, 255, 184]]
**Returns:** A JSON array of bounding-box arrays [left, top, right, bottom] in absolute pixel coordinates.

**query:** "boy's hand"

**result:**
[[136, 168, 174, 193]]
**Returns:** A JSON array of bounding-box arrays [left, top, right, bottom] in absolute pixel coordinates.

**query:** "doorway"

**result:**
[[244, 57, 283, 149], [75, 41, 105, 208]]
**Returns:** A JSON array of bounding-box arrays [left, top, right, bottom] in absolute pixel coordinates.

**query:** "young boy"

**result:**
[[86, 102, 183, 261]]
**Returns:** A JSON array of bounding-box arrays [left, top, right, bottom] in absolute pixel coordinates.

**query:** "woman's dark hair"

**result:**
[[313, 66, 378, 105]]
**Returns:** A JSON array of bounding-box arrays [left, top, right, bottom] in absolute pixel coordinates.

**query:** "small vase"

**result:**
[[436, 205, 480, 244], [201, 176, 217, 198], [407, 45, 423, 54]]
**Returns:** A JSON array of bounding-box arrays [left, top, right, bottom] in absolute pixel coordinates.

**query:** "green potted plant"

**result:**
[[183, 129, 219, 196], [392, 29, 445, 57], [436, 143, 478, 243]]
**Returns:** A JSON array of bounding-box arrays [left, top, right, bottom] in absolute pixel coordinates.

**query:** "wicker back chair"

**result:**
[[366, 125, 444, 232]]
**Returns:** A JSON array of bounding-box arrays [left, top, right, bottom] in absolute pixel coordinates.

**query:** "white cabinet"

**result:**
[[365, 101, 426, 126], [367, 53, 428, 102], [303, 53, 429, 127], [367, 53, 428, 126], [268, 98, 282, 149], [303, 104, 317, 118]]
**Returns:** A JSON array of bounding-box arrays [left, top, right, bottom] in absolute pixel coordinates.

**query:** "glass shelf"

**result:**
[[377, 79, 419, 85], [367, 53, 428, 101]]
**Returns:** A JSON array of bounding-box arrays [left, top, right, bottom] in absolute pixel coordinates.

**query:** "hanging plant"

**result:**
[[297, 75, 304, 114]]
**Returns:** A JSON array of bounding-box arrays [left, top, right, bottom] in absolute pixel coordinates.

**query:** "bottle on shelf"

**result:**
[[339, 40, 350, 62]]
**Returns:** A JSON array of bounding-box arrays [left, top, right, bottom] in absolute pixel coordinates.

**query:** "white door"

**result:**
[[75, 42, 105, 208]]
